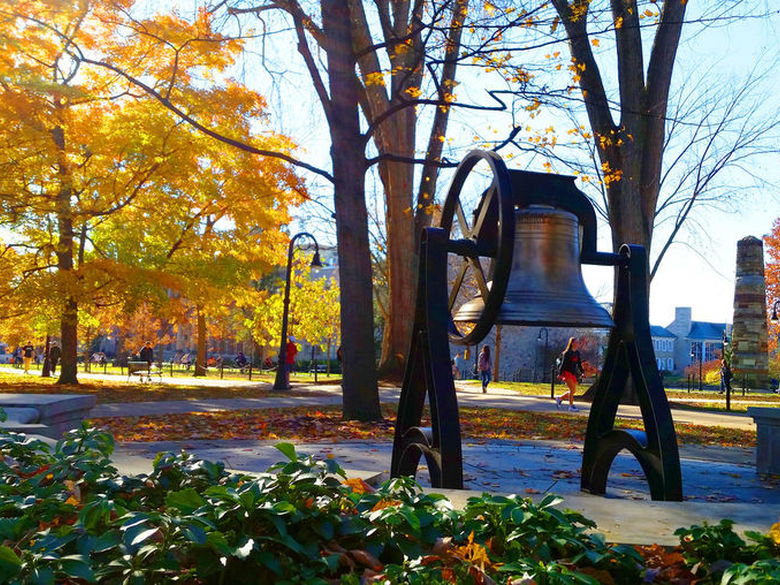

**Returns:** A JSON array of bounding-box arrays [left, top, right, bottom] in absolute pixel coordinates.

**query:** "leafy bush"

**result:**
[[673, 520, 780, 584], [0, 423, 776, 584]]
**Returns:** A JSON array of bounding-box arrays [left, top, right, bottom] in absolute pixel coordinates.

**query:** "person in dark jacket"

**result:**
[[139, 341, 154, 365], [554, 337, 584, 412], [21, 341, 35, 374], [720, 359, 733, 394], [47, 341, 61, 374]]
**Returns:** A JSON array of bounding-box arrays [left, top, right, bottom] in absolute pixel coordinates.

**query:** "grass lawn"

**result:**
[[462, 379, 780, 413], [0, 372, 337, 403], [89, 403, 755, 448], [3, 363, 341, 383]]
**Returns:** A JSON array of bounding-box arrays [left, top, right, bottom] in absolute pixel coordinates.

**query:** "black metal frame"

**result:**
[[391, 150, 683, 500]]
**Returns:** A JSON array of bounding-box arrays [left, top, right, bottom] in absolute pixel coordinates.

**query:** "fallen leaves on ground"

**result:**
[[88, 404, 755, 448], [0, 372, 334, 403], [635, 544, 696, 584]]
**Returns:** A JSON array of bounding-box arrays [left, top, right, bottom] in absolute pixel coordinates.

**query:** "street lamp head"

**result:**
[[311, 250, 323, 268], [772, 300, 779, 321]]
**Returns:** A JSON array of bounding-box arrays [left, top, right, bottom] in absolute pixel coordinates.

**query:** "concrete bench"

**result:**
[[127, 361, 162, 383], [0, 394, 96, 438], [747, 407, 780, 476]]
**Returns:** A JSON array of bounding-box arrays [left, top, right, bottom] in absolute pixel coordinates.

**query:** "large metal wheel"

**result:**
[[439, 150, 514, 346]]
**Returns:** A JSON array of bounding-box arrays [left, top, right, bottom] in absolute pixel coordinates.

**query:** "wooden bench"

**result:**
[[127, 361, 162, 383]]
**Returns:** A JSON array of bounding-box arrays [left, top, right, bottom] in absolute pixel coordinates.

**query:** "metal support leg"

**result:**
[[581, 245, 683, 501], [391, 228, 464, 489]]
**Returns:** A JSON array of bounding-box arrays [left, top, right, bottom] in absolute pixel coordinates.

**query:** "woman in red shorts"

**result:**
[[555, 337, 584, 412]]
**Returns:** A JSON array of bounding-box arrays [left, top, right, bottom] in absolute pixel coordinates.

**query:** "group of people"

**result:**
[[15, 340, 61, 375], [461, 337, 740, 412], [459, 337, 586, 411]]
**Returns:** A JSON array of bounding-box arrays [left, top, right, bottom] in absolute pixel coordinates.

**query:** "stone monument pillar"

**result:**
[[731, 236, 769, 388]]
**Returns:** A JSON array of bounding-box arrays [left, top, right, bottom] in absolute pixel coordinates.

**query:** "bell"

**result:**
[[453, 205, 614, 328]]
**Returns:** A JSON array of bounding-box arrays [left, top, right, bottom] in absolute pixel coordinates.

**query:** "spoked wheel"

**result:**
[[439, 150, 515, 347]]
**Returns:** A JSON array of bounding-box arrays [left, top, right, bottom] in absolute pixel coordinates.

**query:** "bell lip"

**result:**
[[453, 317, 614, 328], [493, 317, 614, 328]]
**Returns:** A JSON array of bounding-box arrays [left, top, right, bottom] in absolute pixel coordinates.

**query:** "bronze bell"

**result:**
[[453, 205, 614, 328]]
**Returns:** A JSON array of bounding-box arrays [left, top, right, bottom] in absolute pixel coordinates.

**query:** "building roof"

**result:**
[[688, 321, 727, 341], [650, 325, 675, 338]]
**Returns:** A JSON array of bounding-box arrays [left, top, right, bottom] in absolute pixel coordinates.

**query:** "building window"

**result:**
[[704, 342, 718, 362], [690, 342, 702, 362], [657, 358, 663, 370], [667, 358, 674, 370]]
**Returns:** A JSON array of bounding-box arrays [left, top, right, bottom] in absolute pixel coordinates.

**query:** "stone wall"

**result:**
[[731, 236, 769, 388]]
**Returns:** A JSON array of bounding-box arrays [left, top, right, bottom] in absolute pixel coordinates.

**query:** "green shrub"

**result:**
[[675, 519, 780, 583], [0, 424, 776, 584]]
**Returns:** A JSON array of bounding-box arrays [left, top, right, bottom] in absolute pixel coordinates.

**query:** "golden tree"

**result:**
[[0, 1, 304, 383]]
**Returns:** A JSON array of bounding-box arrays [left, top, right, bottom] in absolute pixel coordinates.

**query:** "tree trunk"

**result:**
[[58, 297, 79, 384], [83, 328, 92, 373], [376, 151, 416, 381], [323, 0, 381, 421], [348, 1, 422, 382], [551, 0, 686, 269], [493, 325, 502, 383], [41, 335, 52, 378], [195, 306, 207, 376], [51, 117, 79, 385], [114, 331, 123, 366]]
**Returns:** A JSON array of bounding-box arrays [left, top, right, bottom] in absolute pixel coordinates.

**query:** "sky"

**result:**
[[583, 200, 777, 328]]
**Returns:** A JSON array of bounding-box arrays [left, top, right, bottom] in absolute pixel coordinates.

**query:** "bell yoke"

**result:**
[[391, 149, 683, 501]]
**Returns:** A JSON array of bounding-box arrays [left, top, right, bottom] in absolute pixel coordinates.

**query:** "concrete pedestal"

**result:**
[[0, 394, 96, 438], [747, 407, 780, 476]]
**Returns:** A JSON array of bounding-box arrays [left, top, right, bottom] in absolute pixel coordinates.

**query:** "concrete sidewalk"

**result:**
[[111, 436, 779, 546], [6, 366, 778, 544], [87, 381, 780, 545]]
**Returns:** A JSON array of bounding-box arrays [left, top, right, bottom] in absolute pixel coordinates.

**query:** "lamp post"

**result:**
[[537, 327, 549, 384], [698, 343, 703, 392], [273, 232, 322, 391], [722, 329, 731, 409], [771, 300, 779, 321], [689, 347, 695, 393]]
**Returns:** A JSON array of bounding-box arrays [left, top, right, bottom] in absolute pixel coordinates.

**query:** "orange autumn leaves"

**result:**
[[89, 404, 755, 448]]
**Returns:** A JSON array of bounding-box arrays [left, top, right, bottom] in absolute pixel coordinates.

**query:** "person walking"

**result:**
[[21, 341, 34, 374], [47, 341, 61, 375], [720, 358, 733, 394], [478, 345, 492, 393], [555, 337, 584, 411]]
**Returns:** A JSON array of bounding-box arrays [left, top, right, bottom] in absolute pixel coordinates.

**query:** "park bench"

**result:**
[[127, 360, 162, 383]]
